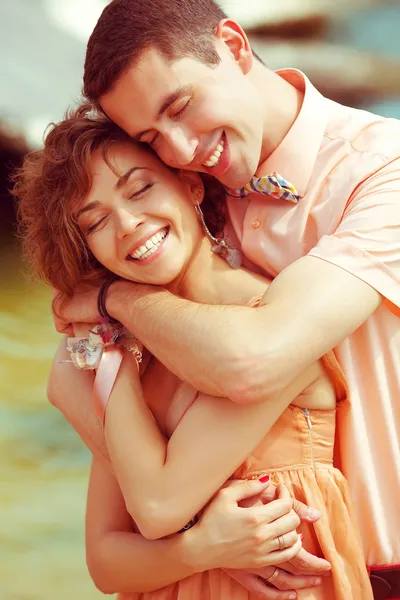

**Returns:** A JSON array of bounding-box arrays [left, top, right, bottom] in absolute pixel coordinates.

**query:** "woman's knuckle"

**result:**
[[290, 511, 301, 527], [287, 530, 298, 545], [251, 530, 265, 544], [245, 513, 259, 527]]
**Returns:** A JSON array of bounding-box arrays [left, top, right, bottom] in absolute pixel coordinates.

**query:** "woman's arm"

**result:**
[[86, 458, 312, 594], [86, 457, 199, 593], [105, 350, 321, 539]]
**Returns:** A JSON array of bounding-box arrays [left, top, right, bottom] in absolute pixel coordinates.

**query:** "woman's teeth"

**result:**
[[129, 228, 168, 261], [202, 138, 225, 168]]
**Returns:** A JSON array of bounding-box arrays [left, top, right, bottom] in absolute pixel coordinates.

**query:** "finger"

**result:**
[[259, 482, 278, 504], [254, 535, 303, 566], [287, 548, 331, 574], [225, 569, 297, 600], [267, 511, 300, 538], [225, 477, 272, 502], [292, 498, 321, 522], [273, 530, 299, 552], [266, 565, 323, 591], [246, 495, 293, 525], [256, 565, 323, 591]]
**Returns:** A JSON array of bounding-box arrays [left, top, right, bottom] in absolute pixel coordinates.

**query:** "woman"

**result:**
[[14, 106, 372, 599]]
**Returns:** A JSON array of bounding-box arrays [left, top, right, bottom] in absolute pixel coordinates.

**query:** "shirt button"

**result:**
[[252, 219, 261, 229]]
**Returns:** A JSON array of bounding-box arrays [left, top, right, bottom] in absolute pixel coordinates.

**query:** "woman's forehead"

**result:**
[[95, 139, 164, 178]]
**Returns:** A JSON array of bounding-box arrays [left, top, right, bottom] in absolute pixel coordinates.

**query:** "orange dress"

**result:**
[[119, 350, 372, 600], [118, 298, 372, 600]]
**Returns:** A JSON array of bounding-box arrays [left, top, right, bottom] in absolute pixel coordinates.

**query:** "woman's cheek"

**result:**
[[89, 233, 113, 269]]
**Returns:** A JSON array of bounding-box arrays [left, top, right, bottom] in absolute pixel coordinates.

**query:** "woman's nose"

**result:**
[[116, 209, 141, 241]]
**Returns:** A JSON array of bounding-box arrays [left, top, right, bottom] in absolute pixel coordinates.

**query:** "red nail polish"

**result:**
[[259, 475, 270, 483]]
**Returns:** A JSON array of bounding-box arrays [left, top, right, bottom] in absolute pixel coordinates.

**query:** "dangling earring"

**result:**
[[194, 199, 242, 270]]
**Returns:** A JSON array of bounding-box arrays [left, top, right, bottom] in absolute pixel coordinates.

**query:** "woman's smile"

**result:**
[[126, 226, 170, 265]]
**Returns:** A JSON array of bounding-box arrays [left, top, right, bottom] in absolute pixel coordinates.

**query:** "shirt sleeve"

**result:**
[[309, 156, 400, 312]]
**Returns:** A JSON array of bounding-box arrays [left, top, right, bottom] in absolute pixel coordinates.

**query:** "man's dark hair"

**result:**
[[84, 0, 227, 105]]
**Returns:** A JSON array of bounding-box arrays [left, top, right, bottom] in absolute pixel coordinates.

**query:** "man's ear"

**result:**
[[215, 19, 253, 75], [178, 170, 205, 205]]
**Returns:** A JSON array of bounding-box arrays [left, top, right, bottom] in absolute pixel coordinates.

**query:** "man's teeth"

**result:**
[[203, 139, 225, 168], [129, 229, 168, 260]]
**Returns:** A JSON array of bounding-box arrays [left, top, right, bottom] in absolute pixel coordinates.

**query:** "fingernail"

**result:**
[[307, 508, 321, 519], [259, 475, 270, 483], [289, 594, 296, 599], [314, 578, 322, 585], [300, 534, 304, 541]]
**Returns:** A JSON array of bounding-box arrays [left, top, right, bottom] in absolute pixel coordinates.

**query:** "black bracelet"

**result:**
[[97, 275, 120, 322]]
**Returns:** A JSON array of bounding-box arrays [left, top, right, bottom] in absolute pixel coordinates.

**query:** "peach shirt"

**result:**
[[225, 69, 400, 568]]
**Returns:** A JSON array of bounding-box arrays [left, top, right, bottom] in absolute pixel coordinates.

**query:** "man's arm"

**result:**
[[104, 256, 380, 402]]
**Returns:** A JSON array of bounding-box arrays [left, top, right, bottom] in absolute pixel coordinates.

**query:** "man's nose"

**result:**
[[161, 126, 199, 167]]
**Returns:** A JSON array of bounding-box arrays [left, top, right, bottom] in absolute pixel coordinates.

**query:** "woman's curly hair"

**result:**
[[11, 104, 227, 295]]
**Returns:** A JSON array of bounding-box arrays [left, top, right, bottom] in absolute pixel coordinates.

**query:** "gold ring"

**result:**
[[277, 535, 285, 551], [265, 567, 280, 583]]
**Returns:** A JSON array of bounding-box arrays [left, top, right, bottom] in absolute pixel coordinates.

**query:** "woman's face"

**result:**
[[77, 141, 204, 286]]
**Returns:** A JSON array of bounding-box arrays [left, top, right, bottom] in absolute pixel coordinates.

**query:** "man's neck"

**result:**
[[249, 62, 304, 166]]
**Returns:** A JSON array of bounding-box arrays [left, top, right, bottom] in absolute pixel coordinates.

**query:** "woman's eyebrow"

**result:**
[[76, 200, 100, 220], [77, 166, 151, 218], [115, 166, 150, 190]]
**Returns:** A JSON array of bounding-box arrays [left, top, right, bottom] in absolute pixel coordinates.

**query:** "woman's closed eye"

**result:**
[[129, 182, 154, 199], [85, 183, 155, 234], [86, 215, 108, 234]]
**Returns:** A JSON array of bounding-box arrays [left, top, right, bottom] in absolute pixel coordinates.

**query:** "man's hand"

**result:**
[[225, 566, 323, 599], [52, 286, 102, 334]]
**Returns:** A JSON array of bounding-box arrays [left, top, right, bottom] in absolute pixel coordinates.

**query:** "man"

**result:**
[[54, 0, 400, 596]]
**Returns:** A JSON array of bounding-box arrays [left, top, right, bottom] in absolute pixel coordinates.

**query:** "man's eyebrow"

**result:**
[[133, 84, 193, 142], [76, 167, 149, 219]]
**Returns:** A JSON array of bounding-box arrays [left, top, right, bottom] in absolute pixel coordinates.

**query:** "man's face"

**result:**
[[100, 43, 264, 189]]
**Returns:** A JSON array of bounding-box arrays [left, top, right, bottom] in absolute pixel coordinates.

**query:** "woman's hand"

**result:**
[[183, 481, 328, 572], [182, 480, 330, 599]]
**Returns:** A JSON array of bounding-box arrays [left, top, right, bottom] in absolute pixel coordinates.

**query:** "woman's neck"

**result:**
[[171, 237, 269, 306]]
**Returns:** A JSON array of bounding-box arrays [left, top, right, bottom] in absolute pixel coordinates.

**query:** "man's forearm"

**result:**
[[108, 280, 260, 399], [107, 256, 381, 404]]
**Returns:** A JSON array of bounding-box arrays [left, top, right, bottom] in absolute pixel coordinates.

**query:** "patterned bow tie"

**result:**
[[225, 172, 300, 203]]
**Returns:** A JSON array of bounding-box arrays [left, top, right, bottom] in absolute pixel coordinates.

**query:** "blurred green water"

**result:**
[[0, 237, 102, 599]]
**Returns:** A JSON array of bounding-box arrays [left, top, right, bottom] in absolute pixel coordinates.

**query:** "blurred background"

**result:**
[[1, 1, 400, 598]]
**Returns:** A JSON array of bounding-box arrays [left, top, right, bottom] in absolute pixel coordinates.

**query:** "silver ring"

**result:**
[[277, 535, 285, 551]]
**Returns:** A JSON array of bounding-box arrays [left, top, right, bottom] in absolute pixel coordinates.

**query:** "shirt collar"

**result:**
[[256, 69, 328, 198]]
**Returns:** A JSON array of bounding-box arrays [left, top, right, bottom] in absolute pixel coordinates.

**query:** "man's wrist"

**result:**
[[106, 279, 133, 321]]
